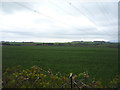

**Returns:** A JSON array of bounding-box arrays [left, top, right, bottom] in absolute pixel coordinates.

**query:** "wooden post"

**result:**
[[69, 73, 73, 89]]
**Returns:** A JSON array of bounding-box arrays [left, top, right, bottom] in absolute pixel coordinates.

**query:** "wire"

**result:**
[[48, 0, 73, 15], [64, 0, 98, 28], [78, 3, 94, 19], [13, 2, 72, 27], [96, 1, 112, 24], [95, 1, 114, 35], [47, 0, 100, 32], [13, 2, 83, 30], [64, 0, 115, 37]]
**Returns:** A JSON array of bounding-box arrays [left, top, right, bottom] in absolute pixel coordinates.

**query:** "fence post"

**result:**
[[69, 73, 73, 89]]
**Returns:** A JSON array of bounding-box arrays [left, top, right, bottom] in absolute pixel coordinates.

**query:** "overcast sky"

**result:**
[[0, 0, 118, 42]]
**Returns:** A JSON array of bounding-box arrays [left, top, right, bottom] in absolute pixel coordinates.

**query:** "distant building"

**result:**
[[22, 42, 33, 43], [72, 41, 83, 42], [93, 41, 106, 44], [43, 43, 54, 46]]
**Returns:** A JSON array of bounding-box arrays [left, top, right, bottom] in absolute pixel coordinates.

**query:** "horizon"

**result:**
[[1, 40, 119, 43]]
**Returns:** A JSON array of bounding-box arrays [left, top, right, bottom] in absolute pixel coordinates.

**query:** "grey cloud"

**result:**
[[0, 1, 118, 42]]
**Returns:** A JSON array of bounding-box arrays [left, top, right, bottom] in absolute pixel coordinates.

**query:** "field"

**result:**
[[2, 46, 118, 85]]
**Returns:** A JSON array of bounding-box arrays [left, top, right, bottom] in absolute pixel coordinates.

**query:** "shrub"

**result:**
[[2, 66, 120, 88]]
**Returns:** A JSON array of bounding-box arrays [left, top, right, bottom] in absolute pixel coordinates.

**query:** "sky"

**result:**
[[0, 0, 118, 42]]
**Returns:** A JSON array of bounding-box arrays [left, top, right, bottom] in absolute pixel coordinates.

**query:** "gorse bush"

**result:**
[[109, 75, 120, 88], [2, 66, 120, 88]]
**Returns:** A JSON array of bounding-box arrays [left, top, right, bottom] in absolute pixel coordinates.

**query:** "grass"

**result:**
[[2, 46, 118, 85]]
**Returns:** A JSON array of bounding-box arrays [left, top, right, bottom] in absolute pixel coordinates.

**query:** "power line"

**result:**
[[64, 0, 99, 29], [13, 2, 73, 27], [78, 3, 94, 19], [96, 1, 112, 24], [13, 2, 56, 20], [13, 2, 84, 30], [95, 1, 114, 35], [64, 0, 114, 36], [14, 1, 111, 34], [48, 0, 73, 15], [47, 0, 101, 32]]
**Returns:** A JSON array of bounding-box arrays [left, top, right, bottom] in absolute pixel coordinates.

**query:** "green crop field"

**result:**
[[2, 46, 118, 85]]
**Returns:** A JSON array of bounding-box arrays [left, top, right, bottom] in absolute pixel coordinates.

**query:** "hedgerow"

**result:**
[[2, 66, 120, 88]]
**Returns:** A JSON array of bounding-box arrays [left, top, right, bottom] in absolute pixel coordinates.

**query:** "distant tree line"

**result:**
[[1, 41, 119, 48]]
